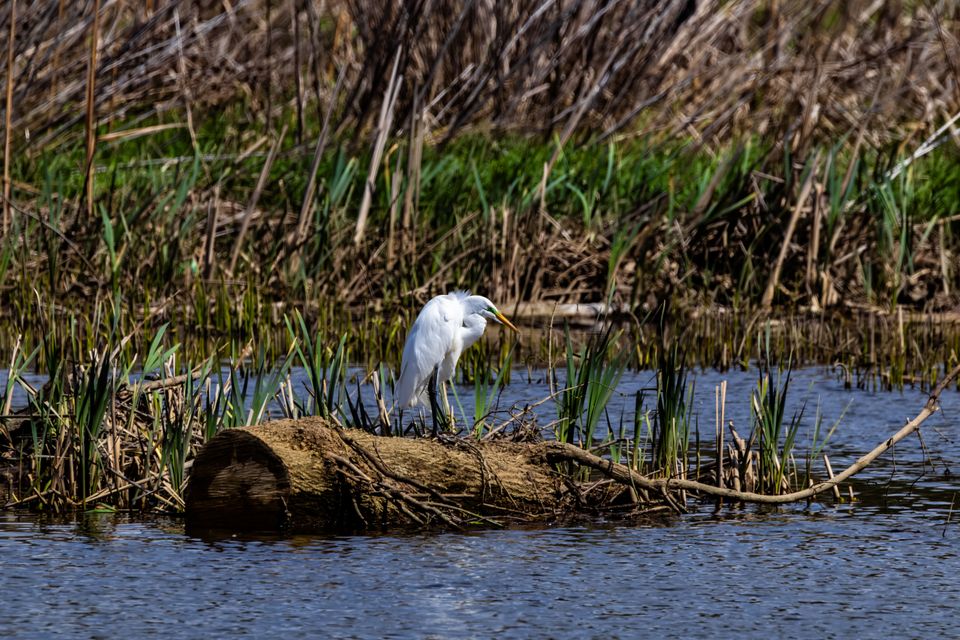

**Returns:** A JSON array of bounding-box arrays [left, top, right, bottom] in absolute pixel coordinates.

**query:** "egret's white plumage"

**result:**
[[396, 291, 518, 408]]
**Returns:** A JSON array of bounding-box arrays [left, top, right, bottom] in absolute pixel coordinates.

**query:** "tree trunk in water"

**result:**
[[185, 418, 569, 533]]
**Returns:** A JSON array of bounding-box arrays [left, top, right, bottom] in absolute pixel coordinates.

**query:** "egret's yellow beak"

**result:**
[[494, 310, 519, 333]]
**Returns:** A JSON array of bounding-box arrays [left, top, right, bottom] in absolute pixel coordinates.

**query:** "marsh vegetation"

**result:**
[[1, 1, 960, 520]]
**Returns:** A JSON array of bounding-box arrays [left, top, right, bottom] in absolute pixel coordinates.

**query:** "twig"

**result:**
[[482, 385, 582, 440], [327, 452, 461, 529], [335, 428, 452, 506]]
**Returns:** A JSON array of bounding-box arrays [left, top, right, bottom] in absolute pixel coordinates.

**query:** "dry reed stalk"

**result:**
[[715, 381, 726, 497], [806, 179, 823, 305], [762, 150, 821, 309], [295, 65, 347, 246], [354, 46, 402, 246], [51, 0, 64, 95], [386, 144, 402, 267], [898, 306, 905, 354], [229, 124, 287, 275], [83, 0, 100, 219], [203, 183, 221, 279], [401, 101, 424, 258], [1, 334, 20, 416], [940, 227, 950, 297], [822, 454, 841, 500], [370, 370, 391, 436], [290, 0, 303, 142], [173, 7, 197, 153], [2, 0, 14, 234]]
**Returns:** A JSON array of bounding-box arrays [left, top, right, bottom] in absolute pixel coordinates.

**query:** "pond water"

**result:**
[[2, 367, 959, 638]]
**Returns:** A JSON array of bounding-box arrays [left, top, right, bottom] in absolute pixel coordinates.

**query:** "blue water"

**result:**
[[1, 505, 958, 639], [2, 367, 959, 638]]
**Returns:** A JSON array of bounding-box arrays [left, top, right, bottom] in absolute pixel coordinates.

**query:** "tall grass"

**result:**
[[283, 311, 348, 421], [0, 303, 871, 514], [751, 363, 803, 495], [466, 348, 513, 438], [553, 326, 626, 450]]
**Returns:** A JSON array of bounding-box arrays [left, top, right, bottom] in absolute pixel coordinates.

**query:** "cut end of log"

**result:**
[[186, 429, 291, 532]]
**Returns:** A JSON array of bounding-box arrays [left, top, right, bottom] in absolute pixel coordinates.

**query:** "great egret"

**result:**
[[396, 291, 518, 434]]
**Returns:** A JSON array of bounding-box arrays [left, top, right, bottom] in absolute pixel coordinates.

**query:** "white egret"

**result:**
[[396, 291, 518, 434]]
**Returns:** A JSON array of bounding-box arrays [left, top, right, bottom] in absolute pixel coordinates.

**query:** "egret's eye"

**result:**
[[487, 306, 497, 314]]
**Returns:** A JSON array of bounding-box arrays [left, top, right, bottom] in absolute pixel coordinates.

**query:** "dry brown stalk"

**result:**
[[228, 124, 287, 275], [83, 0, 100, 219], [0, 1, 951, 154], [202, 183, 221, 279], [823, 454, 841, 500], [1, 0, 13, 234], [762, 150, 821, 309], [354, 46, 402, 246], [295, 65, 347, 246]]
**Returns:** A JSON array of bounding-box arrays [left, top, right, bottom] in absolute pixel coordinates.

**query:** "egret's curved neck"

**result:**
[[460, 314, 487, 351]]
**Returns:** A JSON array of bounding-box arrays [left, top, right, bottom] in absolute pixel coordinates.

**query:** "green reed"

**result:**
[[469, 348, 514, 438], [750, 330, 803, 494], [2, 308, 353, 511], [283, 311, 348, 421], [751, 364, 803, 495], [553, 326, 626, 450], [652, 345, 693, 478]]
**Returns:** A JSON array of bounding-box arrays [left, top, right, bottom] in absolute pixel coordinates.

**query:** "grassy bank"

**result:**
[[0, 1, 958, 360], [3, 126, 960, 358]]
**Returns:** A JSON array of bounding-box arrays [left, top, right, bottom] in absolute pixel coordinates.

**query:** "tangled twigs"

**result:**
[[326, 452, 461, 529], [545, 362, 960, 506], [328, 432, 512, 529], [334, 427, 454, 508]]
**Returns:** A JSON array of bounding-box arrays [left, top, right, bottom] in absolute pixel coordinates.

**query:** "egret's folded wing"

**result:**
[[395, 295, 461, 407]]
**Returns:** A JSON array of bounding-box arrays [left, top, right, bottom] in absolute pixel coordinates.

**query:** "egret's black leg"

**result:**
[[428, 366, 443, 437]]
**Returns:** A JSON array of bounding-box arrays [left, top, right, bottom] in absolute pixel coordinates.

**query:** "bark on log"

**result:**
[[185, 418, 568, 533]]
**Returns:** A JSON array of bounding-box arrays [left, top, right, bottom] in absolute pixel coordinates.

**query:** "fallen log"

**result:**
[[185, 418, 576, 533]]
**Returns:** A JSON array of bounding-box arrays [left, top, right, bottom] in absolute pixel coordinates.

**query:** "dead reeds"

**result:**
[[0, 1, 957, 392]]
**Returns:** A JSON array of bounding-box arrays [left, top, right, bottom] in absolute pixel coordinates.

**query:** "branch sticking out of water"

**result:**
[[546, 362, 960, 506]]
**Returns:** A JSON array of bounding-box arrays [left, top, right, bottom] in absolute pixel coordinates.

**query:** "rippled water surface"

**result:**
[[3, 507, 959, 639], [3, 367, 960, 638]]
